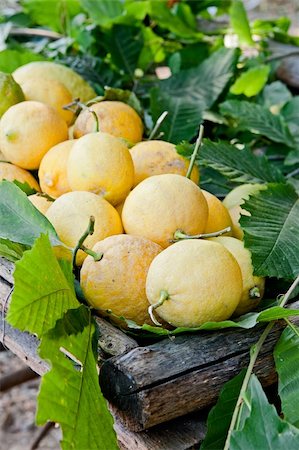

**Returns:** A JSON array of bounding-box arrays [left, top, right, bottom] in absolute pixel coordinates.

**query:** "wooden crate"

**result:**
[[1, 257, 298, 448]]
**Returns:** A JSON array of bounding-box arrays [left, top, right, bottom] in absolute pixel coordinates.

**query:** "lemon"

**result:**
[[0, 72, 25, 118], [228, 205, 250, 240], [202, 190, 233, 235], [67, 132, 134, 205], [20, 77, 74, 125], [146, 239, 242, 327], [210, 237, 265, 316], [81, 234, 162, 325], [13, 61, 96, 103], [122, 174, 208, 248], [0, 161, 40, 191], [38, 140, 74, 199], [73, 101, 143, 144], [28, 194, 53, 215], [223, 183, 265, 210], [45, 191, 123, 265], [129, 140, 199, 187], [0, 101, 68, 170]]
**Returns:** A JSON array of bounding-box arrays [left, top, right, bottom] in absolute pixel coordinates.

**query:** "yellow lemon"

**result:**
[[129, 140, 199, 187], [67, 132, 134, 205], [81, 234, 162, 325], [0, 161, 40, 191], [146, 239, 242, 327], [20, 77, 74, 125], [223, 183, 265, 210], [38, 140, 74, 199], [13, 61, 96, 103], [228, 205, 250, 240], [0, 101, 68, 170], [28, 194, 53, 215], [45, 191, 123, 265], [202, 190, 232, 235], [210, 237, 265, 316], [122, 174, 208, 248], [73, 101, 143, 144]]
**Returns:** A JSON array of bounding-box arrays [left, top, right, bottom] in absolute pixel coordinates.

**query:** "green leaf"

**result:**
[[262, 81, 292, 112], [220, 100, 295, 148], [230, 374, 299, 449], [37, 306, 118, 450], [88, 86, 142, 117], [241, 183, 299, 279], [0, 181, 61, 247], [200, 370, 246, 450], [282, 97, 299, 126], [274, 325, 299, 428], [0, 48, 46, 73], [12, 180, 37, 195], [80, 0, 123, 27], [229, 0, 253, 46], [0, 239, 27, 262], [199, 139, 284, 184], [22, 0, 82, 33], [7, 234, 79, 337], [151, 48, 237, 143], [230, 65, 270, 97], [258, 306, 299, 322], [108, 24, 143, 76]]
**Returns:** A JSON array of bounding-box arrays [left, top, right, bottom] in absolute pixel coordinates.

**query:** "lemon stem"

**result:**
[[186, 124, 204, 179], [72, 216, 103, 267], [148, 111, 168, 140], [173, 226, 231, 241], [148, 290, 169, 326], [249, 286, 261, 299]]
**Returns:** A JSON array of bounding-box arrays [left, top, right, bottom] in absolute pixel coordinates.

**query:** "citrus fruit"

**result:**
[[228, 205, 250, 240], [0, 161, 40, 191], [81, 234, 162, 325], [122, 174, 208, 248], [67, 132, 134, 205], [73, 101, 143, 143], [38, 140, 74, 198], [210, 237, 265, 316], [28, 194, 53, 214], [45, 191, 123, 265], [129, 140, 199, 187], [0, 72, 25, 118], [146, 239, 242, 327], [223, 183, 264, 210], [0, 101, 68, 170], [20, 77, 74, 124], [13, 61, 96, 103], [202, 190, 233, 235]]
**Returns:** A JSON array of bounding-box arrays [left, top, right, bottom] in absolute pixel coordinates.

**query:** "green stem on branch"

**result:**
[[186, 124, 204, 179], [72, 216, 103, 267], [173, 226, 231, 242], [148, 111, 168, 140], [148, 290, 169, 326], [223, 274, 299, 450]]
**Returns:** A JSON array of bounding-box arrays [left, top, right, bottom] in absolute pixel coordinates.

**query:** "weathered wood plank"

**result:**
[[100, 301, 299, 430]]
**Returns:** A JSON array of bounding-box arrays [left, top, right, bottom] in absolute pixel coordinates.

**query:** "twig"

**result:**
[[148, 111, 168, 140], [266, 50, 299, 63], [1, 367, 39, 392], [30, 422, 55, 450], [72, 216, 103, 267], [186, 124, 204, 179], [9, 27, 63, 40]]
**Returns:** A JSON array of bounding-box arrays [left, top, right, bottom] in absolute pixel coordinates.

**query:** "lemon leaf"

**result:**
[[230, 65, 270, 97], [109, 24, 144, 77], [0, 181, 61, 247], [7, 234, 79, 337], [0, 240, 27, 262], [229, 0, 254, 46], [230, 374, 299, 449], [241, 183, 299, 279], [37, 306, 118, 450], [274, 325, 299, 428], [0, 48, 46, 73]]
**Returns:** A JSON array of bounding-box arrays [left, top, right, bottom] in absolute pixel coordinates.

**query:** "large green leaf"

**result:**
[[0, 49, 46, 73], [88, 86, 143, 117], [262, 81, 292, 111], [229, 0, 253, 46], [0, 181, 61, 247], [80, 0, 123, 27], [199, 139, 284, 184], [108, 24, 143, 76], [150, 48, 237, 143], [200, 370, 246, 450], [241, 183, 299, 279], [0, 239, 27, 262], [37, 306, 118, 450], [7, 234, 79, 337], [274, 325, 299, 428], [230, 374, 299, 449], [220, 100, 295, 148], [230, 65, 270, 97]]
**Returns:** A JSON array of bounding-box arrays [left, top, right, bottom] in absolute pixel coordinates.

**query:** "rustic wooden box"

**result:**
[[1, 257, 298, 448]]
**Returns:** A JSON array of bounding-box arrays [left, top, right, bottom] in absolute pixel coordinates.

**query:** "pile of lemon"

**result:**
[[0, 62, 265, 329]]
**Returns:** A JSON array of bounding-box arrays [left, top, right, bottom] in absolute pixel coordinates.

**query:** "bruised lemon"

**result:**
[[0, 161, 40, 191], [146, 239, 242, 327], [81, 234, 162, 325]]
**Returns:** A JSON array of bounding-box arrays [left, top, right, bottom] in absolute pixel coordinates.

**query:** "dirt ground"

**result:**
[[0, 1, 298, 450]]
